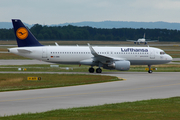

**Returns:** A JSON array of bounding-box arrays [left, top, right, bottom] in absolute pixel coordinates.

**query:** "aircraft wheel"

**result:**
[[148, 65, 153, 73], [148, 70, 153, 73], [96, 68, 102, 73], [89, 67, 94, 73]]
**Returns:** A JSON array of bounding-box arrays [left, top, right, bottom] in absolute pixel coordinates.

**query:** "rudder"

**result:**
[[12, 19, 43, 47]]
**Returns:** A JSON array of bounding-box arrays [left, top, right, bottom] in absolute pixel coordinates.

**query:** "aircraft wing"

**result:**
[[87, 43, 126, 64], [146, 40, 159, 42]]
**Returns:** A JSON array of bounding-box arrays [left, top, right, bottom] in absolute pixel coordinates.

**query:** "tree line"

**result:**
[[0, 24, 180, 42]]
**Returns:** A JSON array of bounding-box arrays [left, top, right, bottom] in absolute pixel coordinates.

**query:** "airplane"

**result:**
[[8, 19, 172, 73], [127, 33, 159, 45]]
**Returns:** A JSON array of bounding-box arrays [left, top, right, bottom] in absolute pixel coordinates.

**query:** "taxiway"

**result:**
[[0, 72, 179, 116]]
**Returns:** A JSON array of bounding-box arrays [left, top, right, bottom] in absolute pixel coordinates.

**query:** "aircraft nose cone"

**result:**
[[167, 55, 173, 62], [169, 55, 173, 61]]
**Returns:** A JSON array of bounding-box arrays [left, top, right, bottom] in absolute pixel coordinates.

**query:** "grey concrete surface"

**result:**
[[0, 60, 53, 65], [0, 72, 179, 116]]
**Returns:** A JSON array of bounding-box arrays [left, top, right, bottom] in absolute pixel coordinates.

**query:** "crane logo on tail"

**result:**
[[16, 27, 28, 40]]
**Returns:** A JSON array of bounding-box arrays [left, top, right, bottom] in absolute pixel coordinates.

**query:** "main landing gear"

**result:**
[[89, 67, 94, 73], [96, 68, 102, 73], [148, 65, 153, 73], [89, 67, 102, 73]]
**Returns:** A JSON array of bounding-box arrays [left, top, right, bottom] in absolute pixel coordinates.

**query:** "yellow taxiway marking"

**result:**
[[0, 83, 180, 103], [118, 77, 126, 80]]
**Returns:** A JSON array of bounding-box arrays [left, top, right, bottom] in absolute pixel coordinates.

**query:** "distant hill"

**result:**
[[56, 21, 180, 30], [1, 21, 180, 30], [0, 22, 31, 29]]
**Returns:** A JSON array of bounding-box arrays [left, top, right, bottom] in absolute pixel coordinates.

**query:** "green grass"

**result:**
[[130, 64, 180, 72], [0, 53, 30, 59], [1, 64, 180, 72], [0, 42, 179, 119], [1, 97, 180, 119], [173, 61, 180, 63], [0, 74, 120, 92], [0, 64, 89, 72]]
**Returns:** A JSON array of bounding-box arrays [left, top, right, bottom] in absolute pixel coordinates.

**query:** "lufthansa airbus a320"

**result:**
[[8, 19, 172, 73]]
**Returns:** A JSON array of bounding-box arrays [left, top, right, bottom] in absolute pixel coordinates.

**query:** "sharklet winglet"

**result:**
[[87, 43, 98, 56]]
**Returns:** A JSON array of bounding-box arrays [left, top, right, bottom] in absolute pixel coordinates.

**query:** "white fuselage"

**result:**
[[137, 38, 146, 43], [9, 45, 172, 66]]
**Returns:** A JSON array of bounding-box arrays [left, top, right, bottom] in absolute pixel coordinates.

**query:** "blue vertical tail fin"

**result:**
[[12, 19, 43, 47]]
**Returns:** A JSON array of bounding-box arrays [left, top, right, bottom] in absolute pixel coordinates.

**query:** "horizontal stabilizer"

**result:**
[[17, 49, 32, 53]]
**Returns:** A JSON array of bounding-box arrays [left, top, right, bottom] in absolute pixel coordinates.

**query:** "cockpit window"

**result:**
[[160, 51, 165, 55]]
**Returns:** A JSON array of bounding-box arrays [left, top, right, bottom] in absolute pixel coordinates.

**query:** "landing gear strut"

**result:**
[[148, 65, 153, 73], [89, 67, 94, 73]]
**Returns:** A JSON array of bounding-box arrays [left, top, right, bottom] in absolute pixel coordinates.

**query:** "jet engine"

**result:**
[[114, 61, 130, 70], [103, 61, 130, 71]]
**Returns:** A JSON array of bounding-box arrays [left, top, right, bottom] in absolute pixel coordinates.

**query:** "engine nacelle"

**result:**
[[114, 61, 130, 71], [103, 61, 130, 71]]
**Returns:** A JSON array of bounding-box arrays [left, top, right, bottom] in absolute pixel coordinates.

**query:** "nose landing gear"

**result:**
[[148, 65, 153, 73]]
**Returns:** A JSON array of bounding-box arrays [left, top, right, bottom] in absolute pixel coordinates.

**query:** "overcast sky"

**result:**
[[1, 0, 180, 25]]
